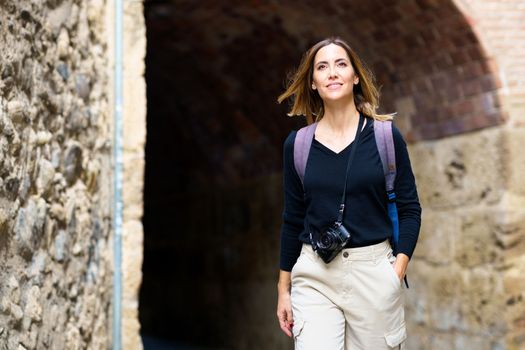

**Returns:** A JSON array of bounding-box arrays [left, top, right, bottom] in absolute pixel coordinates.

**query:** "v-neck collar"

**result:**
[[313, 117, 370, 155]]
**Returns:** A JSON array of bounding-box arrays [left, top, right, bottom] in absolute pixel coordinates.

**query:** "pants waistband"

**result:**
[[302, 239, 392, 261]]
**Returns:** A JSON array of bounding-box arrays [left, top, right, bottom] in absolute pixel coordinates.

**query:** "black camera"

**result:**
[[311, 221, 351, 263]]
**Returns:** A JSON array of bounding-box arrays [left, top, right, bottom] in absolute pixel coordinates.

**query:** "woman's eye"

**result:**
[[338, 62, 347, 67], [317, 65, 326, 70]]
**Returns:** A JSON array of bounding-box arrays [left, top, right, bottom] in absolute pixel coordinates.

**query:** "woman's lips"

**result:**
[[327, 83, 342, 90]]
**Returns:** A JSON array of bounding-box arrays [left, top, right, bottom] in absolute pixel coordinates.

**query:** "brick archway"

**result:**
[[141, 1, 521, 348]]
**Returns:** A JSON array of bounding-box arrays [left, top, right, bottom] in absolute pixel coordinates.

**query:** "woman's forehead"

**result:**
[[314, 44, 349, 63]]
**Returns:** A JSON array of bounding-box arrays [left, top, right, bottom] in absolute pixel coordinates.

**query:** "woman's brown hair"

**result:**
[[277, 36, 395, 124]]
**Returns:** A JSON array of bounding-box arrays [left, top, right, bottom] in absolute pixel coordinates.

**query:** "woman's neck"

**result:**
[[321, 101, 360, 136]]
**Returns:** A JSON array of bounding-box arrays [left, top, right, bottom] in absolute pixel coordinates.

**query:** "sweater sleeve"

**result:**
[[279, 131, 306, 271], [392, 125, 422, 259]]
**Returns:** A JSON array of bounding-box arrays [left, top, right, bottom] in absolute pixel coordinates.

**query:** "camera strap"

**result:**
[[336, 112, 365, 224]]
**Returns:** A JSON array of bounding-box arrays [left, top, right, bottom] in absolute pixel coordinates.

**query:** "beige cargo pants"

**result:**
[[290, 240, 407, 349]]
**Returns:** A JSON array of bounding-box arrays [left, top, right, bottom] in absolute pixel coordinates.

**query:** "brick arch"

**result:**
[[362, 0, 504, 141], [145, 0, 503, 186], [141, 0, 508, 347]]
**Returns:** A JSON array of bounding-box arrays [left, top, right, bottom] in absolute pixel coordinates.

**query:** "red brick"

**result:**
[[397, 1, 420, 18], [430, 73, 448, 90], [463, 79, 484, 97], [466, 45, 485, 61], [434, 54, 453, 70], [451, 50, 470, 65], [454, 99, 475, 115], [480, 75, 498, 91], [462, 61, 484, 80]]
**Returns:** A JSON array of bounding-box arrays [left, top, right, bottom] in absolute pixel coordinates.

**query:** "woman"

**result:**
[[276, 37, 422, 349]]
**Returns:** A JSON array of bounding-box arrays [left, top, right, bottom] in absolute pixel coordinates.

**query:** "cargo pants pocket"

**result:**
[[292, 318, 305, 339], [384, 322, 407, 348]]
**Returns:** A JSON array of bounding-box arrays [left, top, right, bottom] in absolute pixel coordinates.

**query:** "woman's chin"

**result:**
[[321, 93, 353, 103]]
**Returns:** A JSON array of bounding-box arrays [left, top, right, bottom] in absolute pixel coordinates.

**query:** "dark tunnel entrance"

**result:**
[[139, 1, 501, 349], [139, 2, 303, 349]]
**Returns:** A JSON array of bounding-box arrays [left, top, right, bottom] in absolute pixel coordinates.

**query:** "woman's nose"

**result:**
[[329, 66, 338, 78]]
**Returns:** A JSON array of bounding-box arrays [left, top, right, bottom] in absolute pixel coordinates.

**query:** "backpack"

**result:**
[[293, 119, 401, 260]]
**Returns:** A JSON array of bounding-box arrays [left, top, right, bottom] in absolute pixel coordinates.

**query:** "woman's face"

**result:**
[[311, 43, 359, 102]]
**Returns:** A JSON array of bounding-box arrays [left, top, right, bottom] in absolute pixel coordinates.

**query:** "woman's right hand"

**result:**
[[277, 271, 293, 337], [277, 290, 293, 337]]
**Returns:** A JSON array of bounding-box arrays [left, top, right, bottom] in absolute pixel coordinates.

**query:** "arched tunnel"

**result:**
[[139, 1, 503, 348]]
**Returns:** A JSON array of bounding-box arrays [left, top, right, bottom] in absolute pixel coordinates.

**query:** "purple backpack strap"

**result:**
[[293, 122, 318, 187], [373, 120, 396, 191]]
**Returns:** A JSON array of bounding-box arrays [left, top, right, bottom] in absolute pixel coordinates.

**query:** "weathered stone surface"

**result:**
[[24, 286, 42, 322], [121, 1, 147, 348], [0, 1, 114, 348], [7, 100, 25, 123], [457, 268, 506, 334], [63, 142, 83, 185], [412, 209, 457, 265], [27, 251, 47, 284], [65, 323, 81, 349], [75, 74, 91, 102], [56, 28, 70, 59], [455, 209, 503, 268], [504, 128, 525, 197], [56, 62, 69, 81], [10, 303, 23, 321], [410, 128, 504, 209], [36, 159, 55, 196], [14, 197, 47, 259], [7, 276, 21, 304]]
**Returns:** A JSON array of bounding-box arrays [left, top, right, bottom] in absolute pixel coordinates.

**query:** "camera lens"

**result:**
[[320, 233, 333, 248]]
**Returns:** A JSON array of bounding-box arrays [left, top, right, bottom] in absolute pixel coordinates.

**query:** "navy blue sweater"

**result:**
[[279, 116, 422, 272]]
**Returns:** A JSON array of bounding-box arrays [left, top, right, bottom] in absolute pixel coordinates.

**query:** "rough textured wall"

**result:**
[[406, 1, 525, 349], [0, 0, 113, 348], [120, 0, 146, 348]]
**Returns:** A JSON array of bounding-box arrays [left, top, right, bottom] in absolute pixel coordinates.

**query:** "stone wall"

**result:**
[[0, 1, 113, 348], [119, 0, 146, 348], [407, 128, 508, 348], [404, 1, 525, 348]]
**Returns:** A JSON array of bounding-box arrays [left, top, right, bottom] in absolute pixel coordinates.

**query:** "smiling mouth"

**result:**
[[327, 83, 342, 89]]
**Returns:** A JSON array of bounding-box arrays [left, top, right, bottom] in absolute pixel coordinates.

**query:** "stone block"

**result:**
[[122, 153, 144, 221], [65, 324, 81, 350], [410, 128, 504, 209], [24, 286, 42, 322], [504, 127, 525, 197], [14, 197, 47, 259], [54, 230, 68, 263], [454, 334, 497, 350], [56, 28, 70, 59], [122, 306, 143, 350], [412, 209, 457, 264], [407, 262, 462, 331], [456, 267, 507, 335], [427, 333, 455, 350], [11, 303, 23, 321], [7, 100, 25, 123], [123, 77, 147, 152], [495, 204, 525, 260], [454, 208, 503, 268], [27, 251, 47, 284], [36, 159, 55, 196], [122, 220, 144, 301], [63, 142, 83, 185], [123, 0, 146, 76], [507, 329, 525, 350]]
